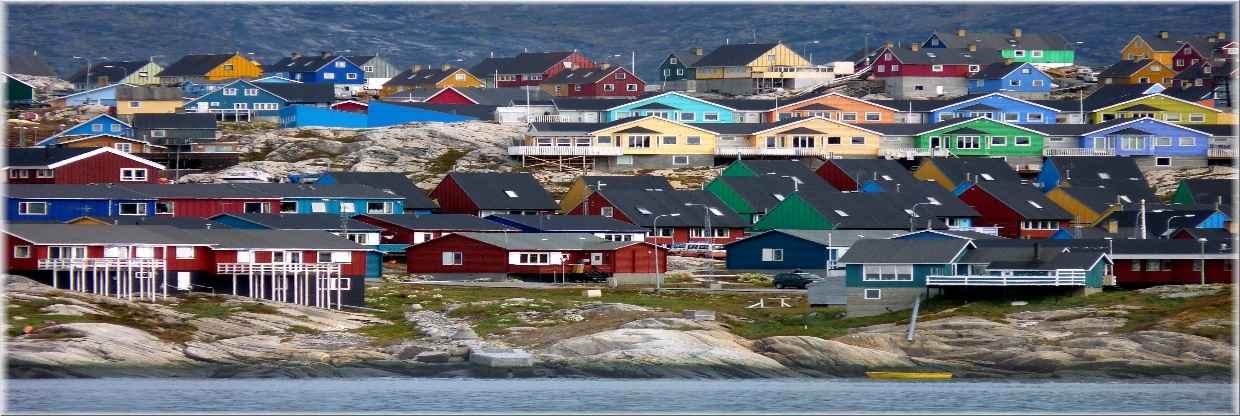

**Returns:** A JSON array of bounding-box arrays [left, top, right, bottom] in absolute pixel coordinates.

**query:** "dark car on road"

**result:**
[[772, 272, 822, 289]]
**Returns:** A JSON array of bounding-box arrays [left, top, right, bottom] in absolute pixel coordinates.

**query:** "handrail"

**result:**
[[925, 274, 1088, 286]]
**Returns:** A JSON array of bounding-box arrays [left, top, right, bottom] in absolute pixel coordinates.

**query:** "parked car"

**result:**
[[773, 272, 822, 289], [682, 243, 727, 258]]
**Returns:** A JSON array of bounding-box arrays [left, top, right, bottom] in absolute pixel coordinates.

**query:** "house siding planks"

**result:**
[[1079, 119, 1211, 157], [725, 232, 830, 270], [771, 94, 897, 123], [931, 94, 1057, 124], [1111, 258, 1232, 285], [751, 193, 834, 231], [406, 234, 510, 274], [957, 185, 1066, 239], [605, 93, 737, 123], [1092, 95, 1222, 124], [917, 118, 1045, 157], [158, 198, 282, 218], [428, 175, 482, 215], [204, 54, 264, 81], [53, 152, 161, 184]]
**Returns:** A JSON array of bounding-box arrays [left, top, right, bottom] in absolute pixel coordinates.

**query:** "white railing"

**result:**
[[216, 262, 342, 275], [508, 146, 623, 156], [39, 258, 166, 269], [38, 257, 167, 302], [926, 272, 1088, 286], [880, 147, 953, 158], [1208, 147, 1234, 158], [948, 226, 1001, 236], [528, 114, 572, 123], [1043, 148, 1116, 156], [216, 262, 348, 310], [714, 147, 826, 156]]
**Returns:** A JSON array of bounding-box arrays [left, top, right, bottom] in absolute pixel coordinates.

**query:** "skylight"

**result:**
[[1027, 201, 1044, 209], [1098, 172, 1111, 179], [773, 193, 786, 201], [834, 209, 850, 217], [637, 207, 653, 215], [881, 175, 893, 181], [504, 190, 519, 198], [904, 209, 920, 217], [926, 197, 942, 205], [1119, 195, 1132, 203], [709, 208, 725, 216], [980, 173, 995, 181]]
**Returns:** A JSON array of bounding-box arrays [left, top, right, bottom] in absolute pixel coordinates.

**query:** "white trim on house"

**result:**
[[1094, 93, 1223, 114], [929, 92, 1063, 113]]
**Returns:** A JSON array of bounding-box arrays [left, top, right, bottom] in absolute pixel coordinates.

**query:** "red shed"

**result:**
[[405, 232, 666, 281], [957, 182, 1072, 239], [330, 100, 369, 113], [4, 147, 165, 184]]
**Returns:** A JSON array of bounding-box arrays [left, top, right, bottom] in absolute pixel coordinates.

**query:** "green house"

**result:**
[[708, 163, 838, 224], [5, 74, 35, 106], [719, 159, 818, 179], [923, 29, 1075, 68], [916, 117, 1046, 157]]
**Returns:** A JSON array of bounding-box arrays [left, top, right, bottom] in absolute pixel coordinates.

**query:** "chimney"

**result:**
[[291, 52, 302, 60], [412, 64, 423, 72], [957, 28, 967, 38], [1107, 219, 1119, 233], [693, 47, 704, 56], [910, 43, 920, 52], [884, 41, 894, 49], [1012, 28, 1023, 39], [968, 43, 978, 52], [441, 63, 452, 71], [1216, 31, 1227, 40], [601, 63, 611, 70], [1159, 31, 1169, 39], [320, 51, 332, 58]]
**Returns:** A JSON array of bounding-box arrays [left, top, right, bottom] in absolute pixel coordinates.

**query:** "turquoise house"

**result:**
[[37, 114, 133, 145], [605, 92, 738, 123]]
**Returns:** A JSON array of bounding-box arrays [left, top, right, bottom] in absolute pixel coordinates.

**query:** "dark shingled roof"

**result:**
[[693, 43, 781, 67], [7, 184, 154, 200], [3, 148, 96, 167], [544, 67, 622, 84], [553, 97, 635, 110], [974, 238, 1234, 256], [1055, 181, 1159, 213], [1020, 118, 1136, 136], [728, 159, 820, 180], [579, 175, 673, 191], [132, 113, 217, 130], [158, 54, 236, 77], [67, 61, 150, 84], [1045, 156, 1148, 186], [884, 46, 1003, 66], [116, 85, 184, 101], [69, 216, 229, 229], [229, 183, 405, 199], [485, 214, 648, 233], [615, 126, 661, 134], [956, 103, 1001, 112], [453, 87, 553, 106], [268, 55, 356, 73], [1098, 59, 1157, 78], [919, 157, 1022, 185], [1110, 127, 1154, 135], [798, 191, 951, 230], [1176, 179, 1235, 205], [1191, 124, 1237, 137], [321, 171, 437, 210], [827, 159, 919, 186], [706, 98, 779, 111], [968, 62, 1030, 80], [781, 127, 827, 135], [929, 30, 1073, 51], [444, 172, 558, 211], [470, 52, 577, 75], [383, 67, 461, 88], [797, 103, 840, 111], [1137, 33, 1212, 52], [1080, 84, 1161, 110], [633, 102, 678, 110], [360, 214, 517, 232], [667, 49, 708, 67], [212, 213, 381, 231], [713, 175, 836, 214], [254, 82, 335, 103], [838, 239, 971, 264], [1096, 207, 1221, 239], [1162, 85, 1214, 101], [970, 182, 1072, 220], [453, 232, 643, 251], [595, 189, 749, 228], [7, 51, 57, 77]]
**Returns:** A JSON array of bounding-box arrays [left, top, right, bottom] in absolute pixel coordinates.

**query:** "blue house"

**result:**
[[605, 92, 739, 123], [724, 229, 905, 271], [7, 184, 155, 222], [1074, 118, 1212, 160], [239, 183, 407, 215], [184, 80, 335, 121], [313, 171, 438, 215], [930, 93, 1059, 124], [53, 83, 127, 107], [279, 105, 369, 128], [967, 62, 1053, 98], [36, 114, 133, 146], [268, 53, 366, 97]]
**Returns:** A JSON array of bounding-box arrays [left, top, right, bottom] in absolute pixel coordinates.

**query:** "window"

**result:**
[[890, 64, 899, 72], [861, 288, 882, 300], [915, 85, 924, 91], [955, 136, 980, 149], [670, 155, 690, 165], [662, 136, 677, 145], [129, 101, 142, 108], [1021, 220, 1060, 230], [864, 112, 880, 121], [323, 73, 336, 80], [1014, 50, 1026, 57], [617, 155, 634, 165], [603, 84, 616, 92], [222, 88, 237, 96], [850, 137, 866, 145], [1155, 157, 1172, 166], [1031, 50, 1043, 58], [863, 264, 913, 281], [1188, 113, 1205, 122], [514, 252, 552, 265], [877, 65, 885, 73], [120, 168, 147, 182], [991, 136, 1007, 146], [969, 65, 980, 73], [1026, 113, 1044, 122], [680, 112, 696, 121], [340, 202, 356, 213], [1004, 112, 1020, 122], [626, 84, 638, 92], [841, 112, 858, 121], [149, 129, 168, 138], [309, 202, 327, 213], [17, 202, 46, 215], [1154, 137, 1173, 146], [1031, 80, 1044, 88], [32, 169, 53, 179], [676, 68, 684, 76], [1164, 113, 1182, 122], [367, 201, 394, 214], [1193, 259, 1202, 272], [114, 143, 133, 153], [1008, 79, 1022, 88], [669, 57, 678, 65], [13, 245, 31, 258], [244, 88, 259, 96], [600, 207, 614, 217], [118, 203, 147, 216], [1121, 136, 1143, 150], [133, 247, 154, 258], [939, 113, 955, 121], [687, 136, 701, 145], [827, 137, 842, 145], [110, 124, 123, 133], [654, 228, 673, 237], [1014, 136, 1031, 146], [663, 69, 671, 77], [627, 135, 651, 148], [931, 65, 943, 72], [703, 112, 720, 121], [175, 246, 195, 259], [233, 103, 248, 110], [690, 228, 730, 238], [597, 136, 611, 144], [1179, 137, 1196, 147], [761, 248, 784, 262], [244, 202, 269, 213]]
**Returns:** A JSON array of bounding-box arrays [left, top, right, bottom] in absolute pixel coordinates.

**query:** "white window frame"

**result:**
[[13, 245, 31, 259], [671, 155, 689, 165], [367, 201, 395, 214], [626, 84, 638, 92], [1155, 157, 1172, 167], [863, 264, 914, 281], [1154, 137, 1173, 146], [1031, 79, 1044, 88], [841, 112, 858, 121], [600, 207, 614, 217], [890, 64, 899, 72], [1013, 50, 1026, 58], [35, 169, 54, 178], [17, 202, 46, 215], [120, 168, 148, 182], [864, 112, 881, 121], [968, 64, 980, 73], [761, 248, 784, 262], [1026, 113, 1044, 122], [118, 202, 148, 216], [222, 88, 237, 96], [703, 112, 720, 121], [175, 246, 195, 259], [1004, 112, 1020, 122], [931, 65, 944, 72], [1188, 113, 1205, 122], [310, 202, 328, 213], [346, 73, 358, 80], [1031, 50, 1044, 58], [323, 72, 336, 80], [113, 142, 133, 153], [1179, 137, 1197, 147], [1014, 136, 1032, 146]]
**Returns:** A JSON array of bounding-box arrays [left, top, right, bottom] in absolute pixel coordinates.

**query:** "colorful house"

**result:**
[[1040, 118, 1214, 169], [131, 113, 219, 152], [1171, 178, 1234, 209], [354, 214, 517, 245], [6, 184, 157, 221], [568, 189, 749, 245], [379, 64, 484, 97], [913, 157, 1024, 192], [115, 85, 184, 116], [725, 229, 906, 272], [967, 62, 1054, 99], [37, 114, 133, 145], [5, 73, 35, 106], [207, 213, 388, 267], [46, 134, 163, 154], [585, 115, 720, 170], [924, 28, 1075, 67], [1098, 59, 1176, 87], [706, 175, 836, 224], [657, 48, 705, 91], [768, 91, 900, 123], [49, 83, 128, 108], [691, 42, 820, 95], [956, 182, 1072, 239], [314, 171, 437, 215], [1089, 93, 1223, 124], [157, 53, 264, 85], [914, 117, 1048, 158], [815, 158, 918, 192], [238, 183, 406, 215], [3, 148, 164, 185], [751, 190, 966, 232], [484, 214, 649, 242], [404, 232, 666, 284], [718, 159, 819, 180], [714, 116, 885, 159], [1120, 31, 1213, 68], [928, 93, 1060, 123], [605, 91, 740, 123], [184, 80, 335, 121], [870, 44, 1001, 99], [67, 60, 162, 89], [116, 184, 284, 217], [539, 64, 645, 98], [1044, 180, 1161, 226], [266, 52, 366, 97], [470, 51, 595, 88], [347, 55, 403, 91]]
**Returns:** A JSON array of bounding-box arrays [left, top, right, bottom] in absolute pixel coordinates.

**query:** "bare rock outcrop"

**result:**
[[541, 328, 793, 378]]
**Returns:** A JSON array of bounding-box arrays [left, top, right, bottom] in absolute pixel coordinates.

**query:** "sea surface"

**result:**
[[4, 377, 1235, 413]]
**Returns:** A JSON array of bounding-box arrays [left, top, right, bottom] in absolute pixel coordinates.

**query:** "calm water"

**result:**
[[3, 378, 1235, 413]]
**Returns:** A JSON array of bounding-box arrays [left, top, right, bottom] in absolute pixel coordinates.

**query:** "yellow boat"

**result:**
[[865, 371, 953, 380]]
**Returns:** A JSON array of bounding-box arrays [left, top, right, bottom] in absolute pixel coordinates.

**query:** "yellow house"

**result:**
[[1120, 32, 1192, 66], [158, 53, 263, 85], [1091, 93, 1224, 124], [694, 42, 810, 79], [380, 65, 484, 97], [589, 116, 719, 156], [716, 116, 882, 158], [115, 85, 183, 116]]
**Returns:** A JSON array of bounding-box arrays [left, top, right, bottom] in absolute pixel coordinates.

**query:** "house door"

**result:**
[[196, 102, 209, 112], [935, 85, 945, 95], [590, 253, 604, 264], [177, 272, 192, 290]]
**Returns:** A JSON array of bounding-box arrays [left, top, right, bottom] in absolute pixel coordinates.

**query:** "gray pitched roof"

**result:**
[[798, 191, 948, 230], [1045, 156, 1148, 185], [67, 61, 151, 84], [1080, 84, 1161, 110], [269, 55, 354, 73], [211, 213, 380, 231], [115, 183, 402, 199], [131, 113, 217, 129], [68, 216, 229, 229], [553, 97, 636, 110], [884, 46, 1003, 66], [975, 238, 1234, 257], [453, 232, 641, 251], [470, 52, 577, 75], [668, 49, 708, 67], [968, 62, 1029, 80], [705, 98, 779, 111], [4, 224, 203, 245], [971, 182, 1073, 220], [827, 159, 919, 187], [595, 189, 749, 228], [116, 85, 184, 101], [919, 157, 1022, 184], [1095, 208, 1221, 238], [838, 239, 971, 264], [1098, 59, 1156, 78], [736, 229, 907, 248], [384, 67, 460, 87], [1055, 181, 1159, 213], [455, 87, 553, 106], [7, 184, 154, 200], [581, 175, 672, 191], [3, 148, 96, 167], [362, 213, 516, 232], [544, 67, 624, 84], [157, 54, 237, 77], [254, 82, 335, 103], [231, 183, 405, 199], [485, 214, 648, 233], [444, 172, 558, 210], [194, 229, 371, 250], [320, 171, 437, 210], [728, 159, 820, 180], [694, 43, 781, 67], [930, 30, 1073, 51], [7, 51, 57, 77]]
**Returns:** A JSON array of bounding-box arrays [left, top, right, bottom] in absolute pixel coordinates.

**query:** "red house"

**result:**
[[429, 172, 559, 217], [957, 182, 1072, 239], [868, 44, 990, 99], [1170, 41, 1208, 73], [117, 184, 283, 217], [469, 51, 595, 88], [540, 65, 645, 98], [330, 100, 369, 113], [3, 224, 372, 308], [568, 189, 749, 245], [405, 232, 666, 282], [353, 213, 518, 245], [4, 147, 165, 184], [1107, 239, 1234, 286]]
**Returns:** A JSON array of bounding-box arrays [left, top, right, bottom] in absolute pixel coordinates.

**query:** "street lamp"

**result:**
[[684, 203, 715, 245], [907, 202, 936, 231], [1198, 237, 1208, 285], [1163, 214, 1196, 239], [652, 213, 680, 293]]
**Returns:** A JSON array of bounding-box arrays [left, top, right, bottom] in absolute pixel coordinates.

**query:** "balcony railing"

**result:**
[[528, 114, 573, 123], [508, 146, 623, 156], [715, 147, 826, 156], [947, 226, 1000, 236], [926, 272, 1088, 286], [880, 147, 953, 158], [1208, 147, 1234, 158], [1043, 148, 1116, 156]]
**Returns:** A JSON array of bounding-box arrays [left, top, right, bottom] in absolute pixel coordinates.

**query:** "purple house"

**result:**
[[1078, 118, 1211, 168]]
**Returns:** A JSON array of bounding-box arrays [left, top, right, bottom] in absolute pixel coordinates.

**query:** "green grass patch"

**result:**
[[287, 325, 321, 335], [428, 149, 469, 175], [355, 322, 418, 346], [175, 295, 282, 319]]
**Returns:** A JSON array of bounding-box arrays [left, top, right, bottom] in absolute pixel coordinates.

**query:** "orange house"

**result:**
[[157, 53, 263, 85], [1098, 59, 1177, 87], [768, 92, 899, 123], [52, 134, 164, 154]]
